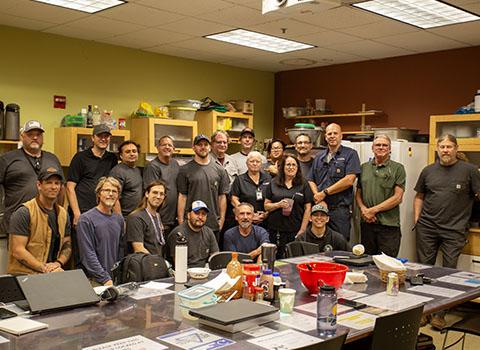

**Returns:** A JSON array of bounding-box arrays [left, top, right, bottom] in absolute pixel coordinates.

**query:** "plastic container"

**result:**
[[226, 252, 243, 299], [297, 262, 348, 293], [92, 105, 101, 125], [243, 264, 260, 301], [64, 115, 86, 127], [317, 284, 337, 337], [177, 285, 216, 309], [169, 106, 197, 121], [169, 99, 201, 109], [259, 269, 274, 301]]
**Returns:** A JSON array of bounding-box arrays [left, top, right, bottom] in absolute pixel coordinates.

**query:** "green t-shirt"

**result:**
[[358, 159, 406, 227]]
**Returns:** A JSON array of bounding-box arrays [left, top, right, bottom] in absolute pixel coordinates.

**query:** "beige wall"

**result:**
[[0, 25, 274, 151]]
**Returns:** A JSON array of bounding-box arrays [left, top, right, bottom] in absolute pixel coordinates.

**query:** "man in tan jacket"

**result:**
[[8, 167, 71, 275]]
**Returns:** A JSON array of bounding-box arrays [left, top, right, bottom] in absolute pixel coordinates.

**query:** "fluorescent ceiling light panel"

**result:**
[[353, 0, 480, 29], [205, 29, 315, 54], [32, 0, 126, 14]]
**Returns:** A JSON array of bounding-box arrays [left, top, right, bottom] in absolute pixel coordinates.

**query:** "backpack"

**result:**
[[111, 253, 169, 285]]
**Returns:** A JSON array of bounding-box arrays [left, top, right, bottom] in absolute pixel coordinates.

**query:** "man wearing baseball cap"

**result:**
[[295, 204, 349, 252], [231, 127, 267, 175], [177, 134, 229, 243], [0, 120, 63, 237], [167, 200, 219, 268], [7, 167, 71, 275]]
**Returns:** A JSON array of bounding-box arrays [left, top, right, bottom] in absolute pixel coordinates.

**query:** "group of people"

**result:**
[[2, 119, 479, 327]]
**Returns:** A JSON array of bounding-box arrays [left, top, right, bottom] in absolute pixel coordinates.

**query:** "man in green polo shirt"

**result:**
[[355, 135, 406, 257]]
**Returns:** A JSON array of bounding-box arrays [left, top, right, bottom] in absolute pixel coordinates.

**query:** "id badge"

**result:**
[[256, 188, 263, 201]]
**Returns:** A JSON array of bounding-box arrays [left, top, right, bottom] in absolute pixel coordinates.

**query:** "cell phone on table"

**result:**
[[338, 298, 367, 310], [0, 307, 17, 320]]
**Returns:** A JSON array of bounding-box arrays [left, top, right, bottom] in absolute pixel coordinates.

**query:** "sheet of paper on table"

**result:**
[[276, 311, 317, 331], [141, 281, 173, 290], [242, 326, 277, 337], [404, 262, 431, 271], [437, 275, 480, 287], [408, 285, 465, 298], [158, 327, 235, 350], [129, 287, 174, 300], [247, 329, 323, 350], [338, 310, 378, 330], [83, 335, 167, 350], [295, 301, 352, 315], [0, 335, 9, 344], [356, 292, 432, 312], [451, 271, 480, 280], [281, 255, 333, 264], [337, 288, 368, 300]]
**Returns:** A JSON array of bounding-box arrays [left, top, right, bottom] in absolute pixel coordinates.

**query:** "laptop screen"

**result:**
[[16, 269, 100, 314]]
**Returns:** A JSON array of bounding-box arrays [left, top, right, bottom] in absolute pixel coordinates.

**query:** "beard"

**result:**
[[239, 221, 251, 229]]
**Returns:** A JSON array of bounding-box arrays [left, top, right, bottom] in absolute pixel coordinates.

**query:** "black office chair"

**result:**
[[208, 251, 251, 270], [370, 304, 424, 350], [286, 241, 320, 258], [441, 313, 480, 350], [297, 332, 347, 350]]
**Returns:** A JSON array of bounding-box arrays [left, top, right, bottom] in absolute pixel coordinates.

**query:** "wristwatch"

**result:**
[[323, 188, 330, 196]]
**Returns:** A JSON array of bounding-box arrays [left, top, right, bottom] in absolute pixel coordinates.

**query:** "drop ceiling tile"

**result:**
[[147, 44, 237, 63], [220, 59, 284, 72], [224, 0, 261, 11], [43, 25, 114, 41], [250, 18, 324, 39], [2, 0, 89, 24], [0, 0, 20, 12], [99, 28, 194, 48], [339, 19, 419, 40], [135, 0, 234, 16], [294, 6, 382, 30], [200, 4, 284, 27], [430, 21, 480, 45], [46, 16, 146, 36], [296, 30, 363, 48], [375, 31, 469, 53], [99, 3, 185, 27], [0, 13, 55, 31], [156, 17, 232, 37], [328, 40, 415, 60]]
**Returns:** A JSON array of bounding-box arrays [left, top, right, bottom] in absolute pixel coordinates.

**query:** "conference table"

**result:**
[[2, 254, 480, 350]]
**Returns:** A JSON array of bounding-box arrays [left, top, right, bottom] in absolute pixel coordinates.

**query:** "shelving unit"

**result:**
[[0, 140, 20, 153], [195, 110, 253, 143]]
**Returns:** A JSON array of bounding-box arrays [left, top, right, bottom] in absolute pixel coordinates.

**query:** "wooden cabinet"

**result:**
[[194, 110, 253, 144], [130, 118, 197, 156], [0, 140, 20, 153], [54, 127, 130, 166]]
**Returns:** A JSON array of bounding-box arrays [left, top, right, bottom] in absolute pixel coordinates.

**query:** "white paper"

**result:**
[[202, 271, 239, 292], [437, 275, 480, 287], [404, 262, 431, 271], [451, 271, 480, 280], [295, 301, 351, 315], [129, 287, 174, 300], [408, 285, 465, 298], [158, 327, 235, 350], [0, 335, 9, 344], [281, 255, 333, 264], [141, 281, 173, 290], [337, 289, 368, 300], [93, 286, 109, 295], [83, 335, 167, 350], [242, 326, 277, 337], [356, 291, 432, 312], [248, 329, 322, 349], [276, 311, 317, 331], [338, 310, 377, 330]]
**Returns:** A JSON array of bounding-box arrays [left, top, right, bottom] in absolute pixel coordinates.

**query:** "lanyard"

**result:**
[[145, 209, 165, 245]]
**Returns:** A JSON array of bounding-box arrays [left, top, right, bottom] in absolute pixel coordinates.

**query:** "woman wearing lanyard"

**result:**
[[264, 154, 313, 259], [231, 151, 271, 227], [126, 180, 167, 256]]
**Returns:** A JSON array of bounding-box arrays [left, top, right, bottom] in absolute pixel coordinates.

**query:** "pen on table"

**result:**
[[225, 290, 237, 302]]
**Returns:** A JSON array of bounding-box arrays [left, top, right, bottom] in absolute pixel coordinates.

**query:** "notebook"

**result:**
[[0, 317, 48, 335], [333, 254, 374, 267], [16, 270, 100, 314]]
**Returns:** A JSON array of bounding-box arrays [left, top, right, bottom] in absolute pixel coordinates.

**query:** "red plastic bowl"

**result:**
[[297, 262, 349, 293]]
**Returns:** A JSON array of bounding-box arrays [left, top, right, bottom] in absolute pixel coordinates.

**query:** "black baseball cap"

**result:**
[[38, 167, 64, 182], [240, 127, 255, 138], [193, 134, 210, 145]]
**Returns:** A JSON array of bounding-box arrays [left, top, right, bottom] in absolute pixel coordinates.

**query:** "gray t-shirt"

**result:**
[[167, 222, 219, 268], [126, 209, 164, 256], [0, 148, 62, 236], [109, 163, 143, 217], [9, 205, 71, 263], [415, 160, 480, 232], [177, 160, 229, 232], [143, 157, 179, 227]]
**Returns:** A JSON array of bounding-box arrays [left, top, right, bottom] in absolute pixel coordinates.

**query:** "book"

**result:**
[[0, 316, 48, 335]]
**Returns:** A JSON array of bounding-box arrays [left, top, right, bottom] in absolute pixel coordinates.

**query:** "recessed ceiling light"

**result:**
[[205, 29, 315, 54], [353, 0, 480, 29], [32, 0, 126, 14]]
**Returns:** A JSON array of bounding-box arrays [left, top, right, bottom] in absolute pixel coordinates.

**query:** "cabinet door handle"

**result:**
[[472, 259, 480, 264]]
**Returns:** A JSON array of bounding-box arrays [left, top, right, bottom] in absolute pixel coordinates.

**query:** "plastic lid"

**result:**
[[272, 272, 280, 277], [294, 123, 315, 129], [177, 285, 215, 300], [320, 285, 335, 292], [262, 269, 272, 275]]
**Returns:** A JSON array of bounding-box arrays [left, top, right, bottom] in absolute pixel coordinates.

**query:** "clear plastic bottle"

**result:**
[[92, 105, 101, 126], [317, 285, 337, 337], [226, 252, 243, 299], [273, 272, 282, 301]]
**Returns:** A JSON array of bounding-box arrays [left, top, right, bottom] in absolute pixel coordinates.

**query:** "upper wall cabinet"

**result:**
[[194, 111, 253, 143]]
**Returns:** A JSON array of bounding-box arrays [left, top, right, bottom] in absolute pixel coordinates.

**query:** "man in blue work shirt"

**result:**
[[307, 123, 360, 240]]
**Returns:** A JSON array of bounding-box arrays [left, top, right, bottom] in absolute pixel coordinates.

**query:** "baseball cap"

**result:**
[[311, 204, 329, 215], [193, 134, 210, 145], [191, 200, 210, 213], [240, 127, 255, 138], [38, 166, 64, 182], [22, 120, 45, 133], [93, 124, 112, 136]]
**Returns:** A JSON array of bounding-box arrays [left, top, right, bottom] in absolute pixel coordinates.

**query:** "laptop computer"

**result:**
[[16, 269, 100, 314], [0, 275, 26, 304]]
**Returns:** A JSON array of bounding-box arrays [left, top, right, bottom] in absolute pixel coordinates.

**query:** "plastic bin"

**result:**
[[177, 285, 216, 309], [169, 107, 197, 121]]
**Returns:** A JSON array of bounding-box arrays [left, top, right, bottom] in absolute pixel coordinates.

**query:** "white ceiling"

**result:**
[[1, 0, 479, 72]]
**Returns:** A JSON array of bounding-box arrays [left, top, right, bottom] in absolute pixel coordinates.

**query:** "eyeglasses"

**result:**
[[285, 163, 298, 168], [101, 189, 119, 195]]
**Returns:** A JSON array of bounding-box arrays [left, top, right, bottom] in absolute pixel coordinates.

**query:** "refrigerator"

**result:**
[[342, 140, 429, 262]]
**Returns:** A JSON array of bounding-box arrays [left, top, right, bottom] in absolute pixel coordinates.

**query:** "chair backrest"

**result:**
[[208, 251, 251, 270], [297, 332, 347, 350], [371, 304, 424, 350], [286, 241, 320, 258]]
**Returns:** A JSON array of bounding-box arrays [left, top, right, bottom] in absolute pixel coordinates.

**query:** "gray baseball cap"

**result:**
[[23, 120, 45, 133], [311, 204, 329, 215]]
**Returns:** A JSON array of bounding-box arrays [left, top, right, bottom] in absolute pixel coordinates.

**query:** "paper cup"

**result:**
[[279, 288, 296, 313]]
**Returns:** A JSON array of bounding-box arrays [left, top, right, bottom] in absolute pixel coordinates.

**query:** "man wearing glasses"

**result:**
[[143, 135, 180, 239], [355, 135, 406, 257], [295, 134, 315, 179], [0, 120, 62, 237]]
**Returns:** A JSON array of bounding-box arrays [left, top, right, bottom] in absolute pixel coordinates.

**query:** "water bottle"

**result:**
[[174, 232, 188, 283], [317, 284, 337, 337]]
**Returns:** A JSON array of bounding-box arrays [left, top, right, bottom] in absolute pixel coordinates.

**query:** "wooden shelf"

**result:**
[[294, 111, 381, 119], [470, 228, 480, 234], [0, 140, 20, 144], [342, 131, 374, 135]]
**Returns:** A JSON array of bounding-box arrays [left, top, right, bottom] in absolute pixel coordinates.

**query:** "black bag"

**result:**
[[111, 253, 169, 285]]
